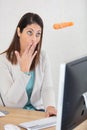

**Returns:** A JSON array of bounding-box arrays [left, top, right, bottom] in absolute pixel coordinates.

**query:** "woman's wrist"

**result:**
[[46, 106, 56, 111]]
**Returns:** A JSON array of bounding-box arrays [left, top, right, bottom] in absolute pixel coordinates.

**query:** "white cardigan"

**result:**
[[0, 51, 56, 110]]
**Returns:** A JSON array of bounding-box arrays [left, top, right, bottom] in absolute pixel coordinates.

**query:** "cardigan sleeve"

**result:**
[[41, 51, 56, 110]]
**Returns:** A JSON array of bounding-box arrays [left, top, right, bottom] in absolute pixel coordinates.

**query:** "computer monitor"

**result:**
[[56, 56, 87, 130]]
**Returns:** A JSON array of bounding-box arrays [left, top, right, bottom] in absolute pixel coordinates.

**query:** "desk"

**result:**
[[0, 106, 87, 130], [0, 106, 55, 130]]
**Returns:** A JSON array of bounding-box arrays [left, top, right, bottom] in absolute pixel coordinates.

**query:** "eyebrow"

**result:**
[[26, 28, 41, 32]]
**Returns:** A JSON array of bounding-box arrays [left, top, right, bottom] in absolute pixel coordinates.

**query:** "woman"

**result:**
[[0, 12, 57, 117]]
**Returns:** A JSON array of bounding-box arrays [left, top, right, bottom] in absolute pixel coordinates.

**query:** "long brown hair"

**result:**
[[4, 12, 44, 70]]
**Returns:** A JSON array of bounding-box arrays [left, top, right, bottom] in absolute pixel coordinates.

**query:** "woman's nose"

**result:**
[[32, 34, 37, 42]]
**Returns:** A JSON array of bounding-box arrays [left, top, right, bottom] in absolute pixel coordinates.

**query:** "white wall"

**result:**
[[0, 0, 87, 104]]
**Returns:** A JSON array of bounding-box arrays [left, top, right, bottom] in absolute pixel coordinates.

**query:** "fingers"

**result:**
[[45, 106, 57, 117], [32, 51, 37, 61], [46, 111, 57, 117], [25, 43, 37, 56], [14, 44, 37, 72], [29, 44, 37, 56]]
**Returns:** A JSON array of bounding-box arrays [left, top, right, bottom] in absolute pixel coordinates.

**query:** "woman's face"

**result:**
[[17, 23, 42, 54]]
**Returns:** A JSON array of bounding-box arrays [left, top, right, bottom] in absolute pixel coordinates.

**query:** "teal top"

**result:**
[[23, 71, 36, 110]]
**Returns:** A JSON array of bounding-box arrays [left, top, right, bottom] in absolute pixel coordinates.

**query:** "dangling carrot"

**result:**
[[53, 22, 74, 29]]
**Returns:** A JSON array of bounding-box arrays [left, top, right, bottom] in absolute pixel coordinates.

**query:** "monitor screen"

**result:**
[[56, 56, 87, 130]]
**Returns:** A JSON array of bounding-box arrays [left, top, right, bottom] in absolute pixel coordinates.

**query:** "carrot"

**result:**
[[53, 22, 74, 29]]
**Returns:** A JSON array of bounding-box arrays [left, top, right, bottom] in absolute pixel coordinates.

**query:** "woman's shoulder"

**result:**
[[0, 53, 10, 64], [0, 53, 7, 60], [40, 50, 48, 59], [40, 50, 47, 62], [40, 50, 50, 65]]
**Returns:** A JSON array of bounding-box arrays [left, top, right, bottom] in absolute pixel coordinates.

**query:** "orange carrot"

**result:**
[[53, 22, 74, 29]]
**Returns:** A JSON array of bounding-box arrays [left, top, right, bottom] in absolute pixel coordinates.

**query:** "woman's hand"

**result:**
[[45, 106, 57, 117], [15, 44, 37, 72]]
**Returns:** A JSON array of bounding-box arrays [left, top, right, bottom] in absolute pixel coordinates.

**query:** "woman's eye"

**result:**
[[27, 31, 32, 35], [36, 33, 41, 37]]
